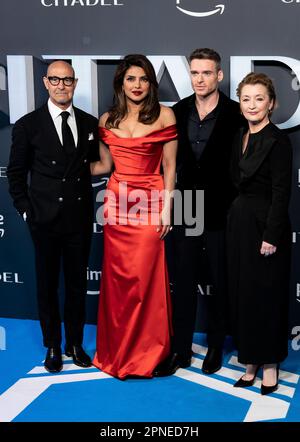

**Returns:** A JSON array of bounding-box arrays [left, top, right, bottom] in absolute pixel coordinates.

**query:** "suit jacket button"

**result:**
[[62, 178, 66, 182], [58, 197, 63, 202], [77, 178, 81, 182], [78, 197, 82, 201], [52, 160, 56, 165], [84, 159, 87, 163]]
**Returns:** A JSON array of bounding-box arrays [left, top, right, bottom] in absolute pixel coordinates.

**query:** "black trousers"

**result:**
[[29, 222, 92, 348], [170, 226, 228, 360]]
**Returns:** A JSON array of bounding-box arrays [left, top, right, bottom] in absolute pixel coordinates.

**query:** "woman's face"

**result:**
[[240, 83, 273, 126], [122, 66, 150, 102]]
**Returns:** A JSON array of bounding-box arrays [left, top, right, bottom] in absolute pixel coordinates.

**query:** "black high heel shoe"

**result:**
[[234, 365, 261, 388], [261, 365, 279, 396]]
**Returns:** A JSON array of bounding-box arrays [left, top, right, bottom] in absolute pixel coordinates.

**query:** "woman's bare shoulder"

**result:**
[[99, 112, 110, 128], [159, 105, 176, 127]]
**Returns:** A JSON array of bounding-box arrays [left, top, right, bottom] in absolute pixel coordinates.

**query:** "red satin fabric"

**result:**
[[93, 124, 177, 379]]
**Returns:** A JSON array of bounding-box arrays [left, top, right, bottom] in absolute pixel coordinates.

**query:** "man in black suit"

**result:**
[[7, 60, 99, 372], [154, 48, 244, 377]]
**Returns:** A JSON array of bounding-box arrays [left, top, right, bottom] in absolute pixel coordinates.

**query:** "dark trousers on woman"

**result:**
[[170, 226, 228, 360], [29, 221, 92, 348]]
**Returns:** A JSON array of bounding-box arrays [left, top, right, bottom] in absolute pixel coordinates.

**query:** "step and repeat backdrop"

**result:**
[[0, 0, 300, 335]]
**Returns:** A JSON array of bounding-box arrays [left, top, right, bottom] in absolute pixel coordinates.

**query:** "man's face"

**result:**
[[43, 62, 77, 109], [190, 59, 223, 99]]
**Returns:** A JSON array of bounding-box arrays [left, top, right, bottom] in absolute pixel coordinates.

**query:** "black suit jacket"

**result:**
[[7, 104, 99, 231], [173, 91, 245, 230]]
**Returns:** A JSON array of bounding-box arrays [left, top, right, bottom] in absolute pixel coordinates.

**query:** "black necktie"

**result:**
[[60, 111, 75, 155]]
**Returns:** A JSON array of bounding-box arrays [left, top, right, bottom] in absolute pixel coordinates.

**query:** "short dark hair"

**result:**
[[189, 48, 221, 71], [236, 72, 276, 115]]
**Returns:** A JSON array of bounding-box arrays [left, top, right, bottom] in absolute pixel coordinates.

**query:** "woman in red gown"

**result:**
[[90, 54, 177, 379]]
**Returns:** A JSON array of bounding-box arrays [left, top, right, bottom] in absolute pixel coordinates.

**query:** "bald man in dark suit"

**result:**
[[7, 60, 99, 372]]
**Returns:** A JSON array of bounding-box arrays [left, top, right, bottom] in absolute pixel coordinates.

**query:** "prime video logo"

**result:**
[[176, 1, 225, 17], [0, 327, 6, 350]]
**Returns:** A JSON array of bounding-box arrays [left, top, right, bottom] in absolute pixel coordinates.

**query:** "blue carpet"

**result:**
[[0, 318, 299, 422]]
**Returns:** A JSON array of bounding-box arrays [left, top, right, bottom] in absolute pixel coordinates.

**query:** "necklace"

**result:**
[[199, 109, 209, 119], [195, 102, 209, 120]]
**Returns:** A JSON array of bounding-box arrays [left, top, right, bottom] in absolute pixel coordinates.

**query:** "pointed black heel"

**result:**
[[234, 364, 261, 388], [261, 365, 279, 395]]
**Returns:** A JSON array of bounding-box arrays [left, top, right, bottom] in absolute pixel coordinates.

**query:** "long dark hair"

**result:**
[[106, 54, 161, 128]]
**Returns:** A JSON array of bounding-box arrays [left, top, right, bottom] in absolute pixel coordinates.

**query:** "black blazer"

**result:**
[[7, 104, 99, 230], [173, 91, 245, 230], [231, 122, 292, 246]]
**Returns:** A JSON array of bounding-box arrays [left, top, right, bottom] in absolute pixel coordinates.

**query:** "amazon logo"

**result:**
[[176, 0, 225, 17]]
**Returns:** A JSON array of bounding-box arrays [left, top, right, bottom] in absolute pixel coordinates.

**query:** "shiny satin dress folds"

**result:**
[[93, 124, 177, 379]]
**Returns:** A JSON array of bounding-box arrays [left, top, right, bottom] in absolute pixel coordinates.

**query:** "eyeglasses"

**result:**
[[46, 76, 75, 86]]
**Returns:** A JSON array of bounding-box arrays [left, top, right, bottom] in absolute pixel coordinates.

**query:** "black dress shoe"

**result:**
[[202, 347, 223, 374], [261, 365, 279, 395], [65, 345, 92, 367], [153, 353, 191, 377], [234, 365, 261, 388], [44, 347, 63, 373]]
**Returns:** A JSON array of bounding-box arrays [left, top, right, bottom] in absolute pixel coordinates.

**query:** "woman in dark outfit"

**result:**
[[227, 73, 292, 395]]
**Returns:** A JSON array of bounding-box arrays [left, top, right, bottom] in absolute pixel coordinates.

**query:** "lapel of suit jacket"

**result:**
[[74, 106, 84, 153], [239, 123, 277, 181], [63, 106, 87, 176], [176, 94, 197, 162], [177, 92, 230, 163], [40, 105, 67, 161], [199, 91, 231, 160], [231, 127, 245, 186]]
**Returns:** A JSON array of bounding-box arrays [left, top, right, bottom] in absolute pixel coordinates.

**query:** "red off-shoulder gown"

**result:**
[[93, 125, 177, 379]]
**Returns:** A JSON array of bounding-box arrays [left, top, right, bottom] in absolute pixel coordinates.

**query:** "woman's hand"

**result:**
[[157, 206, 172, 240], [260, 241, 277, 257]]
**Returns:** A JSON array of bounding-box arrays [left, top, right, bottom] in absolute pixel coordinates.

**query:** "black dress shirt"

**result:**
[[187, 98, 220, 161]]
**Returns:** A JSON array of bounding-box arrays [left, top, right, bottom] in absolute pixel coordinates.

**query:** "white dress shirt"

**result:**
[[47, 99, 78, 147]]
